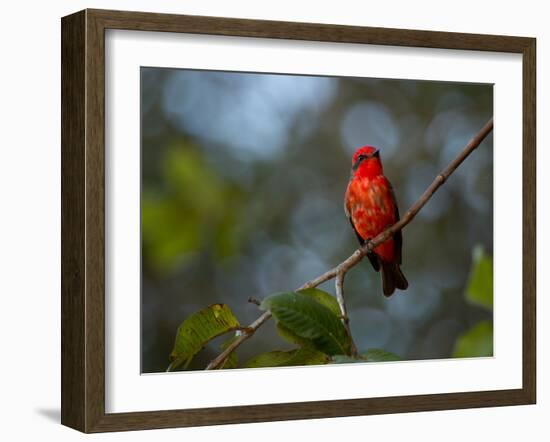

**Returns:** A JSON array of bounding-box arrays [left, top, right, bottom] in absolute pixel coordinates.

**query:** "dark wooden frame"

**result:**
[[61, 8, 536, 433]]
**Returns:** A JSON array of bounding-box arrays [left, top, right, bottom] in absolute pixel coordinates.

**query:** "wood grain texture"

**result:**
[[84, 10, 107, 432], [522, 38, 536, 403], [61, 10, 86, 431], [89, 8, 532, 52], [60, 8, 537, 433], [90, 389, 531, 433]]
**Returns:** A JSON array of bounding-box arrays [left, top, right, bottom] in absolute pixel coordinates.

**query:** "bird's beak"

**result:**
[[371, 149, 380, 158]]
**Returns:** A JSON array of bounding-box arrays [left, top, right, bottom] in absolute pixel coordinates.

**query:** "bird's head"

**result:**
[[351, 146, 383, 177]]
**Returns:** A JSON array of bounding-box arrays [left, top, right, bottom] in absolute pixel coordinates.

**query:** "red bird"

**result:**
[[344, 146, 408, 296]]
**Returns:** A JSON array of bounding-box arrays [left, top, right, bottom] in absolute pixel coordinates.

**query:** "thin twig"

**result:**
[[335, 271, 358, 356], [205, 117, 494, 370], [247, 296, 261, 306]]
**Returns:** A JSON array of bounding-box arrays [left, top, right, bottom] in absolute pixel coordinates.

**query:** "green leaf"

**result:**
[[453, 321, 493, 358], [260, 292, 352, 356], [243, 348, 329, 368], [297, 288, 342, 317], [330, 349, 401, 364], [465, 246, 493, 311], [218, 334, 240, 369], [168, 304, 240, 371], [330, 355, 366, 364], [276, 323, 315, 348], [275, 289, 342, 348], [362, 349, 401, 362]]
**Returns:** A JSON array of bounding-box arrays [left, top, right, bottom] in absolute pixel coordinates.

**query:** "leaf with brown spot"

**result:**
[[168, 304, 240, 371]]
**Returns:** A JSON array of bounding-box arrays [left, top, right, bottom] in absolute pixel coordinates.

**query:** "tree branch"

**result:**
[[335, 271, 358, 356], [205, 117, 493, 370]]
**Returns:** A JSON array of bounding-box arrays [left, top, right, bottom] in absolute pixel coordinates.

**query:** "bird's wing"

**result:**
[[344, 184, 351, 219], [347, 216, 364, 245], [393, 205, 403, 265], [384, 177, 403, 265], [348, 216, 381, 272]]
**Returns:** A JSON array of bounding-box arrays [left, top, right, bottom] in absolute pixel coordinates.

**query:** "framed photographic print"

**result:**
[[61, 9, 536, 433]]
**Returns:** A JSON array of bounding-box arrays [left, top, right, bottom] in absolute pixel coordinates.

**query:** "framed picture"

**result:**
[[61, 9, 536, 433]]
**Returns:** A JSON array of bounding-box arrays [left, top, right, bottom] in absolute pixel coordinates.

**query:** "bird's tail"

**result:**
[[381, 262, 408, 297]]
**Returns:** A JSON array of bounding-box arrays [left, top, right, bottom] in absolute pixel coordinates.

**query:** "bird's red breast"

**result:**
[[345, 146, 399, 263]]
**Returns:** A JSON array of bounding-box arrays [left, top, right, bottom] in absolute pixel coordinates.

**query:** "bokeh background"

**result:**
[[141, 67, 493, 373]]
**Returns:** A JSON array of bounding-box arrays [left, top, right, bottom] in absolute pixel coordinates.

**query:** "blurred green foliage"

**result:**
[[453, 321, 493, 358], [465, 246, 494, 310], [142, 143, 245, 274], [452, 247, 493, 358]]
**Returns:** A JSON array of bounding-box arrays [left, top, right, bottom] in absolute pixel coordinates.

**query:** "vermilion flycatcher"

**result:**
[[344, 146, 408, 296]]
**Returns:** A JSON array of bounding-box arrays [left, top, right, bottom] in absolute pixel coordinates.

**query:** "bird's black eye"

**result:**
[[352, 154, 367, 171]]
